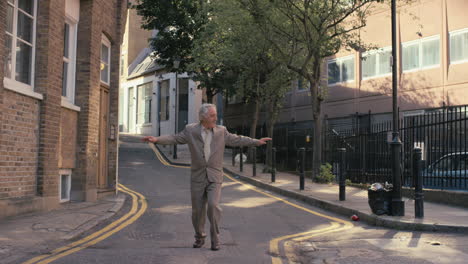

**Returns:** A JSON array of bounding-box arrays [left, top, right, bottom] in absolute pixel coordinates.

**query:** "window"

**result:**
[[297, 78, 308, 91], [100, 36, 111, 84], [450, 28, 468, 64], [402, 36, 440, 71], [159, 80, 170, 121], [327, 56, 355, 85], [59, 170, 71, 202], [62, 18, 78, 103], [4, 0, 37, 89], [362, 48, 392, 79], [137, 82, 152, 124]]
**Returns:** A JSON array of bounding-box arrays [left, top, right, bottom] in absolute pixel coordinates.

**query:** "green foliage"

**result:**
[[132, 0, 208, 72], [314, 163, 335, 184]]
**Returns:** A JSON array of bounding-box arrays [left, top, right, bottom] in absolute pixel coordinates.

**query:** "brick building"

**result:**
[[0, 0, 127, 218], [225, 0, 468, 134]]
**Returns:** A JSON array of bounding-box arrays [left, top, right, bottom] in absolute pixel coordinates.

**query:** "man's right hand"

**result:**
[[142, 136, 158, 143]]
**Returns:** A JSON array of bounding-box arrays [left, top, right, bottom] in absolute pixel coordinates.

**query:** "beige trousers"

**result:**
[[190, 177, 222, 244]]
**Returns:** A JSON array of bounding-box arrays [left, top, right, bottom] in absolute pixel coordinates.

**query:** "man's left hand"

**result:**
[[257, 137, 272, 145]]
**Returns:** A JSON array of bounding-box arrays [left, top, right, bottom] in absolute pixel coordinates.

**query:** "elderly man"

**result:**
[[142, 103, 271, 251]]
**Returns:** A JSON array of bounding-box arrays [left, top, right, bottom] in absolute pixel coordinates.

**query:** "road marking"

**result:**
[[22, 184, 147, 264], [149, 144, 354, 264]]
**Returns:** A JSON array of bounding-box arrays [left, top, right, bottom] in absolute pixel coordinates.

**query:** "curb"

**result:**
[[154, 146, 468, 234], [61, 193, 126, 240], [223, 168, 468, 234]]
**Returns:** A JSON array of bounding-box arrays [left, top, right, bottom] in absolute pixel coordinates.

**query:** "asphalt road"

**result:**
[[48, 142, 468, 264]]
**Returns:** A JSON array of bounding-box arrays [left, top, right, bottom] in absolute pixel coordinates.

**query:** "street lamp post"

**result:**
[[390, 0, 404, 216], [173, 59, 180, 159]]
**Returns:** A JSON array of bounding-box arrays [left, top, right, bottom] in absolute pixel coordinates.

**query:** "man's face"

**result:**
[[202, 107, 217, 129]]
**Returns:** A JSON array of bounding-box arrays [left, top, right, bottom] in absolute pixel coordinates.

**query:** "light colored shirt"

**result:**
[[201, 126, 213, 162]]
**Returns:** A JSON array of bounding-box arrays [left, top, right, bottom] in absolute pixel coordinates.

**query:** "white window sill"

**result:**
[[362, 73, 392, 81], [3, 78, 43, 100], [61, 97, 81, 112], [138, 123, 152, 127], [450, 59, 468, 65], [328, 80, 355, 87], [403, 65, 440, 73]]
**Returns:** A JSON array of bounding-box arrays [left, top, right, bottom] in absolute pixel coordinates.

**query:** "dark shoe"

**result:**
[[193, 238, 205, 248], [211, 242, 220, 251]]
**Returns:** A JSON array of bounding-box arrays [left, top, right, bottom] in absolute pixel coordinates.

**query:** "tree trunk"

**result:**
[[248, 97, 260, 162], [264, 101, 278, 173], [309, 59, 323, 179], [312, 100, 322, 179], [206, 88, 214, 103]]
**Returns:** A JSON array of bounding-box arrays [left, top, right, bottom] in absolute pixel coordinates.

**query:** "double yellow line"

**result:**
[[149, 144, 353, 264], [22, 184, 147, 264]]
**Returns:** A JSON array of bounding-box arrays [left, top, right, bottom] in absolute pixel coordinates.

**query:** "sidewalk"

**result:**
[[0, 193, 125, 264], [158, 144, 468, 233]]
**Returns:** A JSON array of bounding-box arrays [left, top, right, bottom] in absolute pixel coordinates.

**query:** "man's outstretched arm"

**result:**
[[224, 128, 272, 147], [142, 129, 188, 145]]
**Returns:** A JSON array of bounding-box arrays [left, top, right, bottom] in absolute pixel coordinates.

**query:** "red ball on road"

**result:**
[[351, 214, 359, 221]]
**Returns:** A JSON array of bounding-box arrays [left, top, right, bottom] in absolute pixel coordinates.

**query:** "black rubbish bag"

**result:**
[[368, 183, 393, 215]]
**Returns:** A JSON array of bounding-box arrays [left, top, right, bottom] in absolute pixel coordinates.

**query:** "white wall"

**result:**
[[120, 72, 201, 136]]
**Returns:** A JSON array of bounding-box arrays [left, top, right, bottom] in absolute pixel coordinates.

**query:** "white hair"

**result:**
[[199, 103, 216, 121]]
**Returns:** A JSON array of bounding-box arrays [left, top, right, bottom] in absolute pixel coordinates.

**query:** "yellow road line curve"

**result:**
[[22, 185, 146, 264], [149, 144, 354, 264]]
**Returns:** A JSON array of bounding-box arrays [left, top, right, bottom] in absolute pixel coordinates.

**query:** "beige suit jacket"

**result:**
[[156, 123, 260, 183]]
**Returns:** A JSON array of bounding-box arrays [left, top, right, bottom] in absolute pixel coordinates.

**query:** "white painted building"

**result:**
[[120, 53, 202, 136]]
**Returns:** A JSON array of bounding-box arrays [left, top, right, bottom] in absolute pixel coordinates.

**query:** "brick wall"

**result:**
[[74, 0, 127, 200], [34, 0, 65, 198], [59, 109, 78, 169], [0, 0, 41, 200], [0, 0, 5, 188], [0, 91, 40, 199], [0, 0, 127, 210]]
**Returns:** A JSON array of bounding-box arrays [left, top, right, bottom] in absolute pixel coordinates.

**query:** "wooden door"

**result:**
[[98, 86, 109, 188]]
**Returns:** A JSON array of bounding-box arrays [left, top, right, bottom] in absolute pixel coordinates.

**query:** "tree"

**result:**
[[238, 0, 393, 177], [134, 0, 233, 103], [133, 0, 207, 71], [188, 0, 292, 163]]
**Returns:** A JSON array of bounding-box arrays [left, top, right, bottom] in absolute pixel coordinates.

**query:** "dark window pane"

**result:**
[[18, 0, 33, 15], [4, 35, 13, 79], [64, 23, 70, 58], [17, 11, 33, 43], [101, 44, 109, 64], [15, 40, 32, 84], [7, 5, 14, 33], [62, 62, 68, 96], [101, 63, 109, 83], [328, 62, 340, 84]]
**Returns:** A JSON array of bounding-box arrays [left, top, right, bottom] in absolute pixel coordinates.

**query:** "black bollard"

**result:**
[[252, 147, 256, 177], [338, 148, 346, 201], [413, 147, 424, 218], [299, 148, 305, 190], [239, 146, 243, 172], [232, 147, 236, 166], [271, 147, 276, 182]]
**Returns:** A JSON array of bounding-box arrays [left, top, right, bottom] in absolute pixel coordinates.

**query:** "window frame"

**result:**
[[136, 81, 152, 125], [62, 16, 78, 104], [159, 79, 170, 122], [361, 47, 392, 80], [449, 28, 468, 65], [327, 55, 355, 86], [59, 169, 72, 203], [3, 0, 41, 99], [100, 35, 111, 85], [402, 35, 440, 73]]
